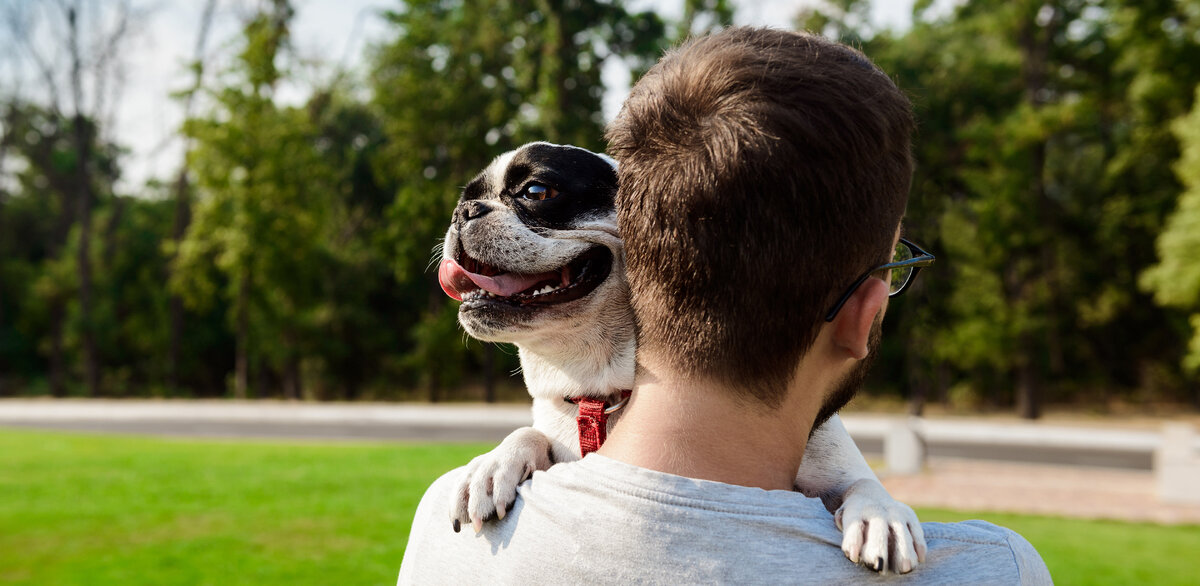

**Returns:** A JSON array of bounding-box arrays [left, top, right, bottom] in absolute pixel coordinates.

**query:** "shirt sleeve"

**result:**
[[1005, 529, 1054, 585]]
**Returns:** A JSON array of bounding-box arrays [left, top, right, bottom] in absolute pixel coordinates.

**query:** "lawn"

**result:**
[[2, 428, 1198, 585], [0, 428, 488, 585]]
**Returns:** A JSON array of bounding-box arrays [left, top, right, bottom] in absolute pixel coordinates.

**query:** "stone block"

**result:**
[[1156, 423, 1200, 505], [885, 418, 924, 476]]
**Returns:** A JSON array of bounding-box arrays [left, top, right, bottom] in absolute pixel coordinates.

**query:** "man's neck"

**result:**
[[596, 366, 821, 491]]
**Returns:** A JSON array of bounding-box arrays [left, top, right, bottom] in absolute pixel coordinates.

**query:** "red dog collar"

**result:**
[[567, 391, 631, 456]]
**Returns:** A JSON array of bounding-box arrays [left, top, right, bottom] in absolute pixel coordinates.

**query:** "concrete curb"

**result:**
[[2, 399, 1198, 459], [0, 399, 533, 427], [840, 416, 1200, 453]]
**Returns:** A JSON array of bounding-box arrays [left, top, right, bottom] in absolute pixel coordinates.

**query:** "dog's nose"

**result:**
[[459, 200, 493, 222]]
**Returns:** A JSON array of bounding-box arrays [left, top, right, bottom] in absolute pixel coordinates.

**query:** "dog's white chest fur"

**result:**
[[520, 334, 635, 461]]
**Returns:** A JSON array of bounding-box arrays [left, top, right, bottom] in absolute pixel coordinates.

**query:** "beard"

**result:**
[[811, 315, 882, 432]]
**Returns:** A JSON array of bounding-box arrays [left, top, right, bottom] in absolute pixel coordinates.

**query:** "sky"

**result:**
[[4, 0, 921, 192]]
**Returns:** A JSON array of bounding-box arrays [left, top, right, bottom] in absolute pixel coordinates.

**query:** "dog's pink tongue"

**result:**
[[438, 258, 557, 300]]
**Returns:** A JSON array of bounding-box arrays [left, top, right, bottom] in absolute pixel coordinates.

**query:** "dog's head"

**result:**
[[438, 142, 625, 343]]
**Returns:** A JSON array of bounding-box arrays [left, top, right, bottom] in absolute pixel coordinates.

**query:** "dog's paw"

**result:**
[[834, 478, 927, 575], [448, 426, 553, 534]]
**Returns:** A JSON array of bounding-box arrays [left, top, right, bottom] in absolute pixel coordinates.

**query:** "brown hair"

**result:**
[[606, 27, 914, 407]]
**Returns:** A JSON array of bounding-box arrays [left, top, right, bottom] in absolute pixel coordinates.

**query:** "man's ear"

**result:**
[[830, 278, 889, 360]]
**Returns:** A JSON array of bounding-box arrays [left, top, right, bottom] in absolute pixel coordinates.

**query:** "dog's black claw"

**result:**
[[452, 519, 461, 533], [874, 560, 884, 572]]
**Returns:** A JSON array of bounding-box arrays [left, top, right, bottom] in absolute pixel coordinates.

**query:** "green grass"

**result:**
[[2, 429, 1198, 585], [916, 509, 1200, 586], [0, 429, 487, 585]]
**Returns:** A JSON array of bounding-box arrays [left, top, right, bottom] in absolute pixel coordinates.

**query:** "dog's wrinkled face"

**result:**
[[438, 142, 624, 343]]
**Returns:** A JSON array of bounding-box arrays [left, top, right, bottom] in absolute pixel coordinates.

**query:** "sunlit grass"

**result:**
[[0, 429, 486, 585], [916, 509, 1200, 586], [2, 429, 1197, 585]]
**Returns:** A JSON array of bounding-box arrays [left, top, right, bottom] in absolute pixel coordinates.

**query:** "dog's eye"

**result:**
[[521, 184, 560, 201]]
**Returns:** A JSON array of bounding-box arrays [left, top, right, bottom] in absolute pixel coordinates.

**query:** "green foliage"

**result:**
[[1142, 86, 1200, 373], [174, 1, 352, 397], [4, 1, 1200, 404], [0, 102, 124, 395], [862, 0, 1200, 412], [795, 0, 874, 42], [1143, 87, 1200, 308]]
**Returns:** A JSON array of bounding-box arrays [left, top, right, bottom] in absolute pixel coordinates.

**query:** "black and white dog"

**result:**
[[437, 142, 926, 574]]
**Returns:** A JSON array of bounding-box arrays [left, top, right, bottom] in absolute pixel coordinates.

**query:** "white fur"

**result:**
[[441, 143, 925, 574]]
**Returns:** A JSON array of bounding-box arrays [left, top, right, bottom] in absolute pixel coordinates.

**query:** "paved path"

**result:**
[[1, 399, 1186, 469], [4, 399, 1200, 524], [0, 400, 532, 443], [882, 458, 1200, 525]]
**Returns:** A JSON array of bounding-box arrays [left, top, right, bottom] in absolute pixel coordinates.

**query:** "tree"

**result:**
[[0, 100, 122, 396], [174, 0, 336, 399], [1142, 86, 1200, 401], [1, 0, 137, 396], [826, 0, 1200, 416], [166, 0, 219, 394]]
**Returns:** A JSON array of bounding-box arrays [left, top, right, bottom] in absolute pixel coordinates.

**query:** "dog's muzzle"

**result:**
[[438, 246, 612, 307]]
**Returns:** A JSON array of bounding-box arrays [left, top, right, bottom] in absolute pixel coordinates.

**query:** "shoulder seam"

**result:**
[[1005, 531, 1024, 583]]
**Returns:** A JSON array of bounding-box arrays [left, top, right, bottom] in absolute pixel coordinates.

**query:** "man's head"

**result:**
[[606, 27, 913, 409]]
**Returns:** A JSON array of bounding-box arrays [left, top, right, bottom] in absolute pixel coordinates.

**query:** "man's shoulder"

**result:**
[[925, 518, 1026, 545], [921, 520, 1052, 584], [407, 466, 463, 527], [420, 466, 464, 504], [399, 461, 1052, 585], [398, 467, 471, 583]]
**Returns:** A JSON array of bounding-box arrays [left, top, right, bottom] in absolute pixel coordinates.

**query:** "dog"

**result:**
[[436, 142, 926, 574]]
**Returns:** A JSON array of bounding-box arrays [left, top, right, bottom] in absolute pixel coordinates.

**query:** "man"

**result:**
[[400, 27, 1051, 584]]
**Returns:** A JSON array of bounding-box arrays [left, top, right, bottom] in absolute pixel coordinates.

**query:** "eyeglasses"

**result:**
[[824, 238, 936, 322]]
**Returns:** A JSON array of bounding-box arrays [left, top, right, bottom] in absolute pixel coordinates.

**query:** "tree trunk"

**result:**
[[283, 358, 300, 400], [72, 120, 98, 397], [168, 0, 216, 395], [256, 358, 268, 399], [534, 0, 565, 141], [283, 330, 300, 400], [429, 369, 441, 403], [168, 296, 185, 392], [1014, 9, 1055, 419], [0, 288, 4, 396], [235, 271, 250, 399], [49, 301, 66, 397], [68, 6, 99, 397], [905, 341, 927, 417], [168, 169, 190, 393], [1016, 344, 1041, 420]]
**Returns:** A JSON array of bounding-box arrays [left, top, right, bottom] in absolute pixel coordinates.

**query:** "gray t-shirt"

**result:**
[[399, 454, 1052, 585]]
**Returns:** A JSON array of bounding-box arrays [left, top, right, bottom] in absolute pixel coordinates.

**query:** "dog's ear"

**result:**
[[596, 152, 618, 170]]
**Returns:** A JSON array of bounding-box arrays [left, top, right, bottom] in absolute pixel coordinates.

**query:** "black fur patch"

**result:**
[[459, 144, 617, 230]]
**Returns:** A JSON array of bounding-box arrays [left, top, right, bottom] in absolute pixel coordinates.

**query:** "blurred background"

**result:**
[[1, 0, 1199, 417], [2, 0, 1200, 584]]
